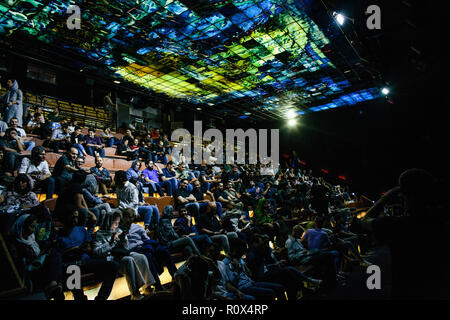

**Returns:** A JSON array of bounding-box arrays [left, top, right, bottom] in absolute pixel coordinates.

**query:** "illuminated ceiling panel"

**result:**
[[0, 0, 382, 119]]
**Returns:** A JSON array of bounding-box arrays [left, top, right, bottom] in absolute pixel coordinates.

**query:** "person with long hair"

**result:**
[[0, 174, 39, 211]]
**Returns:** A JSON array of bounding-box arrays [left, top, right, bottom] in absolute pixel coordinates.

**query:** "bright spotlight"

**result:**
[[381, 87, 390, 95], [287, 118, 297, 127], [286, 109, 297, 119], [333, 12, 345, 25]]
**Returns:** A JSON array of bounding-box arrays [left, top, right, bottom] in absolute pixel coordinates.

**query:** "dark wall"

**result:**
[[278, 0, 450, 198], [2, 53, 93, 106], [279, 90, 449, 199]]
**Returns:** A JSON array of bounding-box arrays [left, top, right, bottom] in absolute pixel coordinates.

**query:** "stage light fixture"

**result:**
[[381, 87, 390, 95], [333, 12, 345, 25], [286, 109, 297, 119], [287, 118, 297, 127]]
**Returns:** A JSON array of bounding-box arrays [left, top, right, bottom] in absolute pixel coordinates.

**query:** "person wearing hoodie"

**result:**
[[157, 205, 201, 259], [114, 170, 160, 231], [3, 79, 23, 126], [9, 214, 65, 300], [92, 211, 156, 300]]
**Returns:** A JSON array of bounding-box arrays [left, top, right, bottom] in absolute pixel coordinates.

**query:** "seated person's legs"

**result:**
[[160, 181, 172, 196], [80, 258, 120, 300], [185, 202, 200, 219], [86, 146, 96, 157]]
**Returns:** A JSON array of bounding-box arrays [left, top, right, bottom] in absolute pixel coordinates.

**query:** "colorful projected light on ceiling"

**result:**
[[0, 0, 381, 117]]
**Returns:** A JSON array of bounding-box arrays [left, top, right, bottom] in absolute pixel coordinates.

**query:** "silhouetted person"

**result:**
[[362, 168, 450, 299]]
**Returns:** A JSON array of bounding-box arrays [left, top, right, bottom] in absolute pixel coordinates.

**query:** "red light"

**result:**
[[321, 169, 328, 174], [338, 175, 347, 180]]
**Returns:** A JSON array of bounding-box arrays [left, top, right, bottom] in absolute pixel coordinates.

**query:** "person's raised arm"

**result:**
[[200, 227, 220, 236], [206, 190, 215, 202], [186, 194, 197, 202], [177, 195, 190, 205], [161, 170, 175, 181], [155, 164, 163, 175], [217, 195, 230, 204], [15, 136, 25, 152], [361, 186, 400, 233], [365, 186, 400, 219], [300, 231, 307, 244], [40, 162, 51, 180], [64, 164, 79, 173], [2, 145, 17, 153]]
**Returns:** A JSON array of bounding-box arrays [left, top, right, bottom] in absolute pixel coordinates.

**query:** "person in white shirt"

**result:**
[[8, 117, 34, 150], [18, 146, 55, 199]]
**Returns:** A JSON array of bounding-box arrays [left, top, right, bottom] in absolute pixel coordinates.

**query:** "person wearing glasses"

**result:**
[[74, 156, 90, 173]]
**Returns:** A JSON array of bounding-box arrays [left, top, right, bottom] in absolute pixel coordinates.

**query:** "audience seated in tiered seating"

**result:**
[[2, 91, 449, 301]]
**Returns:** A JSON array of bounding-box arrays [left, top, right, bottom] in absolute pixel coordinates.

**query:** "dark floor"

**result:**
[[309, 245, 392, 300]]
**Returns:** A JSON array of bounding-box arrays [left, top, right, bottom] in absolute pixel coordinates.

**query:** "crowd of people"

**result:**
[[2, 78, 449, 301]]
